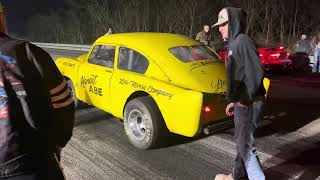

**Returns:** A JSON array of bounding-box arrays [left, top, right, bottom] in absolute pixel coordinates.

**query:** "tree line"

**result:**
[[25, 0, 320, 47]]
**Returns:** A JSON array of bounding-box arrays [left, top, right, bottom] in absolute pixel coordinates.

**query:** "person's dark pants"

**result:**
[[2, 154, 65, 180], [232, 101, 265, 180]]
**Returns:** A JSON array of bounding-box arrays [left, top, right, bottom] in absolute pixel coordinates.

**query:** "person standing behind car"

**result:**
[[0, 4, 75, 180], [105, 28, 112, 35], [294, 32, 311, 54], [293, 33, 312, 71], [195, 25, 212, 46], [212, 7, 266, 180], [311, 32, 320, 72]]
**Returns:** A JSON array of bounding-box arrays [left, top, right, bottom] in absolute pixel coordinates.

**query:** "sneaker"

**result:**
[[214, 174, 234, 180]]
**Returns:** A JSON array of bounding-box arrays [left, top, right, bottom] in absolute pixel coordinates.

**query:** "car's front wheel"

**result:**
[[123, 96, 167, 149], [66, 79, 80, 108]]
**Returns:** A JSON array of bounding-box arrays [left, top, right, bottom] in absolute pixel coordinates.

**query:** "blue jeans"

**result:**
[[232, 101, 265, 180], [313, 48, 320, 72]]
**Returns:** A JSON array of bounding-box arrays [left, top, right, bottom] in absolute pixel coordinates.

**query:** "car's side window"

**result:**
[[118, 47, 149, 74], [88, 45, 115, 68]]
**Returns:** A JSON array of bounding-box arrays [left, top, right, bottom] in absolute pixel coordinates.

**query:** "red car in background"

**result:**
[[216, 45, 292, 71]]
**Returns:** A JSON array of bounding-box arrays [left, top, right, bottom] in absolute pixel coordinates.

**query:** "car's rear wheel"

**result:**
[[123, 96, 167, 149], [66, 79, 80, 108]]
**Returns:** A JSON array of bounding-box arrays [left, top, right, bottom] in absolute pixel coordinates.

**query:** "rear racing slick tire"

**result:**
[[124, 96, 168, 149]]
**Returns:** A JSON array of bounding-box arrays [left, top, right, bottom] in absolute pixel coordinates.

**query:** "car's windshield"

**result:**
[[169, 45, 222, 63]]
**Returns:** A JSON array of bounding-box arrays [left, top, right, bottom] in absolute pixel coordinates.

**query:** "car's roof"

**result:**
[[95, 32, 200, 52]]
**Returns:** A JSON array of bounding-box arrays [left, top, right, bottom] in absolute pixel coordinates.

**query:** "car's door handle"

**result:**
[[105, 69, 112, 73]]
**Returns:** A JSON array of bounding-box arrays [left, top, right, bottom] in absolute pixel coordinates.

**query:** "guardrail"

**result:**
[[32, 42, 91, 52]]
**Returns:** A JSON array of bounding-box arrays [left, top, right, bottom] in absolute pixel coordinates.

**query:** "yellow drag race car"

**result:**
[[55, 33, 269, 149]]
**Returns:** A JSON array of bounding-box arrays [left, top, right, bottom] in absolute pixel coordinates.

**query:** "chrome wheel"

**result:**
[[127, 109, 147, 141], [66, 79, 79, 108], [67, 81, 75, 100]]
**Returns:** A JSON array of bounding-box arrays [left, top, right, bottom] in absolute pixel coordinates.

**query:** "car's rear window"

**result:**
[[169, 45, 221, 62]]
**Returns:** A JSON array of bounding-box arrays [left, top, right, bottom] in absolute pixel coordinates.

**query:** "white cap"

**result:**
[[212, 8, 228, 27]]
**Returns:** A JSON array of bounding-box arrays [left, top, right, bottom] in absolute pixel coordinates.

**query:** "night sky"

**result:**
[[1, 0, 65, 36]]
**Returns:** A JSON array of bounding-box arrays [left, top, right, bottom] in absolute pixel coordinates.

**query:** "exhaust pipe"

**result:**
[[203, 119, 234, 135]]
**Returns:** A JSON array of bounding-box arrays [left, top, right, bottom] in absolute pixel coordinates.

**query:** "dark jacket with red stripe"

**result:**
[[0, 33, 74, 178]]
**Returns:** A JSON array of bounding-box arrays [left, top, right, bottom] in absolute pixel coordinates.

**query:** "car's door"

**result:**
[[77, 44, 116, 111], [109, 46, 151, 118]]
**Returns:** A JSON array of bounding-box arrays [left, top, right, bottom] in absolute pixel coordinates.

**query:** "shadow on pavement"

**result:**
[[256, 76, 320, 137], [156, 133, 210, 149], [74, 108, 114, 127], [257, 99, 320, 137], [264, 133, 320, 180]]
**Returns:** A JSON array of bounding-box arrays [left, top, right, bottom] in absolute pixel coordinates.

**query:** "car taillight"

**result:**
[[259, 47, 288, 62], [204, 106, 211, 113], [270, 53, 280, 59]]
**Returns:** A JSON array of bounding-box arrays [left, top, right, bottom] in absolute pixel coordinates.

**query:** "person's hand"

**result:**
[[225, 102, 234, 116]]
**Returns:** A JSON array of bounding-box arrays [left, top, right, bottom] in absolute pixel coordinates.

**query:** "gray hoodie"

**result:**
[[224, 7, 266, 105]]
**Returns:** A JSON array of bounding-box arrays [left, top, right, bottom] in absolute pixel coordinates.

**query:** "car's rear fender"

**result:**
[[110, 72, 204, 137]]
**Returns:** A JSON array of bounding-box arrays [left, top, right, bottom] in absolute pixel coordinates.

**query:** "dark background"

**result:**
[[2, 0, 65, 37], [2, 0, 320, 46]]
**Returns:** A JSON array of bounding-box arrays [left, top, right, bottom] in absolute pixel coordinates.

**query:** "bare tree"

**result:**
[[24, 0, 320, 46]]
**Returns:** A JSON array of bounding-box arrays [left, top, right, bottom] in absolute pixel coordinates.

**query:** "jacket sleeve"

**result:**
[[25, 42, 75, 147], [238, 36, 264, 102]]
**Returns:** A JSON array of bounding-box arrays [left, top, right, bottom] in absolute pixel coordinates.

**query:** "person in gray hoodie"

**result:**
[[212, 7, 266, 180]]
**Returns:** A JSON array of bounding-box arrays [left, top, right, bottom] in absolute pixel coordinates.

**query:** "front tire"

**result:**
[[66, 79, 80, 108], [123, 96, 167, 149]]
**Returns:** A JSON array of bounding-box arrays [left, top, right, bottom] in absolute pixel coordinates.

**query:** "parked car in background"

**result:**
[[216, 43, 292, 72]]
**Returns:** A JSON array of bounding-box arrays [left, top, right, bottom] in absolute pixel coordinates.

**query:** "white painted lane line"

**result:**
[[201, 135, 308, 179]]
